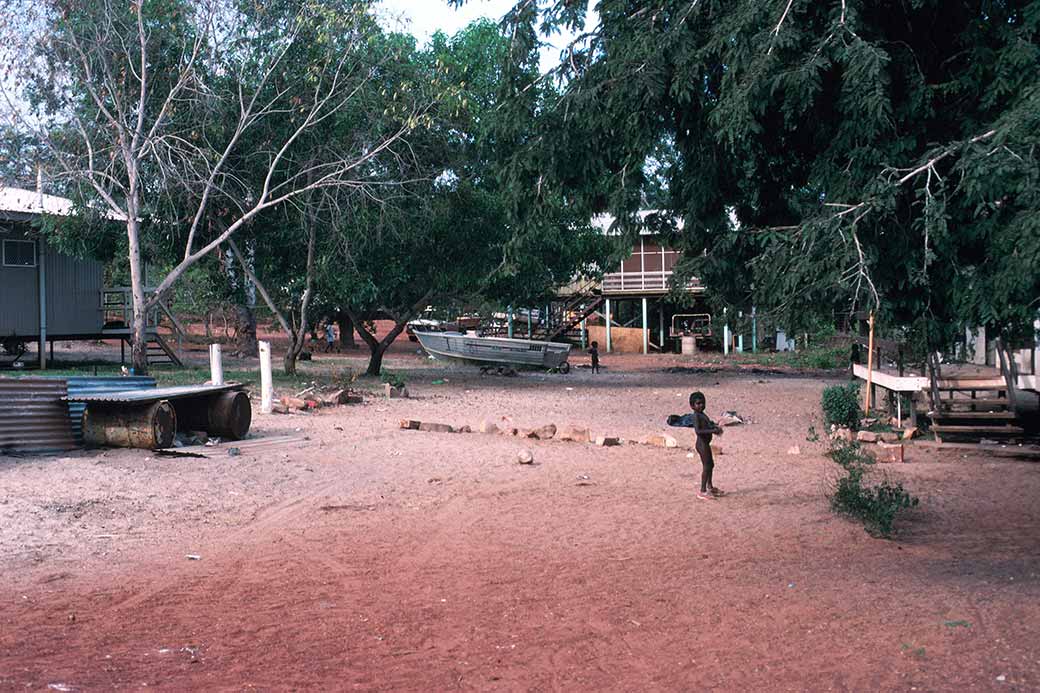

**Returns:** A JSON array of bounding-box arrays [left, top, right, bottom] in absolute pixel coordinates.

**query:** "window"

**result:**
[[2, 239, 36, 267]]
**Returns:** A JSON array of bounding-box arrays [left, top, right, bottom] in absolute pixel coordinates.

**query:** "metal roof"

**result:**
[[65, 376, 157, 443], [64, 383, 244, 403], [0, 377, 77, 453], [0, 186, 126, 221]]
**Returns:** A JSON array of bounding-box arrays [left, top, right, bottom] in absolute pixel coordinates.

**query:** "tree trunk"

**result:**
[[126, 216, 150, 375], [366, 341, 389, 376], [283, 208, 318, 375], [235, 303, 259, 357], [337, 310, 356, 349]]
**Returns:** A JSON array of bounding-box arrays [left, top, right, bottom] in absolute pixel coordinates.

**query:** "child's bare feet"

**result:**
[[696, 490, 715, 500]]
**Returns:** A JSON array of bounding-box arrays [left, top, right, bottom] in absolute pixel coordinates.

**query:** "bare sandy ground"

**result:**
[[2, 351, 1039, 691]]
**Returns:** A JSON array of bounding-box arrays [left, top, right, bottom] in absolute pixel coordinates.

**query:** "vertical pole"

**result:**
[[259, 340, 273, 414], [527, 309, 532, 339], [641, 297, 649, 355], [865, 311, 876, 413], [751, 306, 758, 353], [507, 305, 514, 339], [605, 298, 613, 353], [37, 238, 47, 370], [209, 343, 224, 385], [120, 338, 125, 364], [723, 308, 730, 356], [659, 303, 665, 352], [737, 310, 743, 353], [580, 316, 587, 350]]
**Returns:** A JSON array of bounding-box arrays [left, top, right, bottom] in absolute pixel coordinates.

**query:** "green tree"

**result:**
[[476, 0, 1040, 358], [2, 0, 421, 373]]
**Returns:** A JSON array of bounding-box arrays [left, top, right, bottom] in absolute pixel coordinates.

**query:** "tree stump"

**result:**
[[83, 400, 176, 449]]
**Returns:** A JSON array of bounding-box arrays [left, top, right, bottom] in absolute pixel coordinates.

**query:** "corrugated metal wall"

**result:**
[[46, 248, 103, 335], [0, 377, 77, 453], [0, 227, 39, 335], [65, 376, 156, 444]]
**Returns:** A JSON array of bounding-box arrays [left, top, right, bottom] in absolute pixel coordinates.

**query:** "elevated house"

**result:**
[[0, 186, 181, 368]]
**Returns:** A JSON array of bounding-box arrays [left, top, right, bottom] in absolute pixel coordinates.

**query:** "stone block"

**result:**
[[595, 436, 621, 447], [528, 424, 557, 440], [556, 426, 591, 443], [384, 384, 409, 399], [518, 449, 534, 464], [399, 419, 421, 430], [280, 396, 307, 410], [478, 420, 500, 434], [418, 422, 454, 433], [856, 430, 878, 443], [879, 431, 901, 443], [644, 434, 678, 448]]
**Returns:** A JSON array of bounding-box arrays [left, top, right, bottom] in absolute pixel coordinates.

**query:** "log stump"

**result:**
[[83, 400, 176, 449]]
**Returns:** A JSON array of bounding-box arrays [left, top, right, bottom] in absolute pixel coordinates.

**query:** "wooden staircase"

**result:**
[[146, 333, 183, 367], [927, 376, 1024, 442]]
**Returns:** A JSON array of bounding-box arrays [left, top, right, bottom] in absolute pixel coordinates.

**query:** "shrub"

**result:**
[[827, 440, 873, 468], [822, 382, 861, 429], [830, 467, 919, 538], [380, 369, 406, 389]]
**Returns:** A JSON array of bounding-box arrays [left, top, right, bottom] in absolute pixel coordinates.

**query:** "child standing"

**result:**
[[667, 391, 724, 500], [588, 341, 600, 374], [324, 321, 338, 353]]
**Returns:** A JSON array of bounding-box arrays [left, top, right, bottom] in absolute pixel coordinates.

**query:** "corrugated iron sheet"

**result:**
[[65, 382, 241, 403], [65, 376, 156, 444], [0, 377, 77, 453]]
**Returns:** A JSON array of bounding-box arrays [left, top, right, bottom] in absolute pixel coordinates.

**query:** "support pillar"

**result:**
[[751, 306, 758, 353], [659, 303, 665, 352], [507, 306, 514, 339], [259, 340, 273, 414], [642, 297, 649, 354], [527, 309, 532, 339], [37, 238, 47, 370], [723, 308, 730, 356], [605, 298, 613, 353], [580, 317, 587, 350]]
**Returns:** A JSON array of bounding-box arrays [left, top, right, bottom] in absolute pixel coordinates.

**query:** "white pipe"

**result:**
[[642, 297, 649, 354], [259, 341, 273, 414], [605, 298, 613, 353], [209, 343, 224, 385]]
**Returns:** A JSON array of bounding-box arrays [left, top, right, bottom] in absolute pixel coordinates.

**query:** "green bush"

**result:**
[[830, 466, 919, 538], [380, 369, 406, 389], [827, 440, 873, 468], [822, 383, 861, 429]]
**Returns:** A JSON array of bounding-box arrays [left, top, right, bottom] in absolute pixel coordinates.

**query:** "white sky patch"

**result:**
[[375, 0, 596, 73]]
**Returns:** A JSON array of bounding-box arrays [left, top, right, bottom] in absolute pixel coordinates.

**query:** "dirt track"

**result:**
[[2, 353, 1039, 691]]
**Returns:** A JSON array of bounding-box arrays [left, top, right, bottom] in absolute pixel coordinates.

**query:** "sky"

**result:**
[[375, 0, 591, 72]]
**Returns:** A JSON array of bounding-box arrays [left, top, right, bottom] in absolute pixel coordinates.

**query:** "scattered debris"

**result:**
[[643, 434, 678, 448], [384, 384, 409, 399], [526, 424, 557, 440], [155, 449, 208, 459], [717, 411, 745, 426], [595, 436, 621, 447], [478, 420, 500, 434], [399, 419, 421, 430], [186, 554, 201, 560], [418, 422, 454, 433], [902, 427, 919, 440], [787, 445, 801, 455], [556, 426, 591, 443], [517, 449, 534, 464], [227, 447, 241, 457]]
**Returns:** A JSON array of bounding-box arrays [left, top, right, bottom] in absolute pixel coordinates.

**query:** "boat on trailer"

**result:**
[[414, 331, 572, 372]]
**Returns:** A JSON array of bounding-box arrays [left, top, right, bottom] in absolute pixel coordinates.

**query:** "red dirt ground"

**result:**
[[2, 351, 1040, 691]]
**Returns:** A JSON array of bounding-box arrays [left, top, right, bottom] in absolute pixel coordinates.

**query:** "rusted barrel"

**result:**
[[207, 391, 252, 440], [173, 391, 252, 440], [82, 400, 176, 449]]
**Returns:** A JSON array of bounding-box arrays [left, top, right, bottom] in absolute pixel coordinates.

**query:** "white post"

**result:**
[[659, 303, 665, 351], [723, 308, 730, 356], [642, 297, 649, 354], [259, 340, 273, 414], [209, 343, 224, 385], [605, 298, 613, 353]]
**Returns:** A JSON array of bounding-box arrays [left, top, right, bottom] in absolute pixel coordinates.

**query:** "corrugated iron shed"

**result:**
[[65, 376, 156, 444], [0, 377, 77, 453], [65, 383, 242, 403]]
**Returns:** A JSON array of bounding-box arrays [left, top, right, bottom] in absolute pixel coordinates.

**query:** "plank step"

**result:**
[[939, 397, 1008, 407], [929, 411, 1017, 420], [930, 424, 1024, 434]]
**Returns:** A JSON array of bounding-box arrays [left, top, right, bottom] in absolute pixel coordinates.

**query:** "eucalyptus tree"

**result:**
[[1, 0, 422, 372]]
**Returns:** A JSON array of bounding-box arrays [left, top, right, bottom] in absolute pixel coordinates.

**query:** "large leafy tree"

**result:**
[[479, 0, 1040, 356], [1, 0, 420, 373]]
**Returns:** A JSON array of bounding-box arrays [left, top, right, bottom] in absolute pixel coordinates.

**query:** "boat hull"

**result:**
[[415, 332, 571, 369]]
